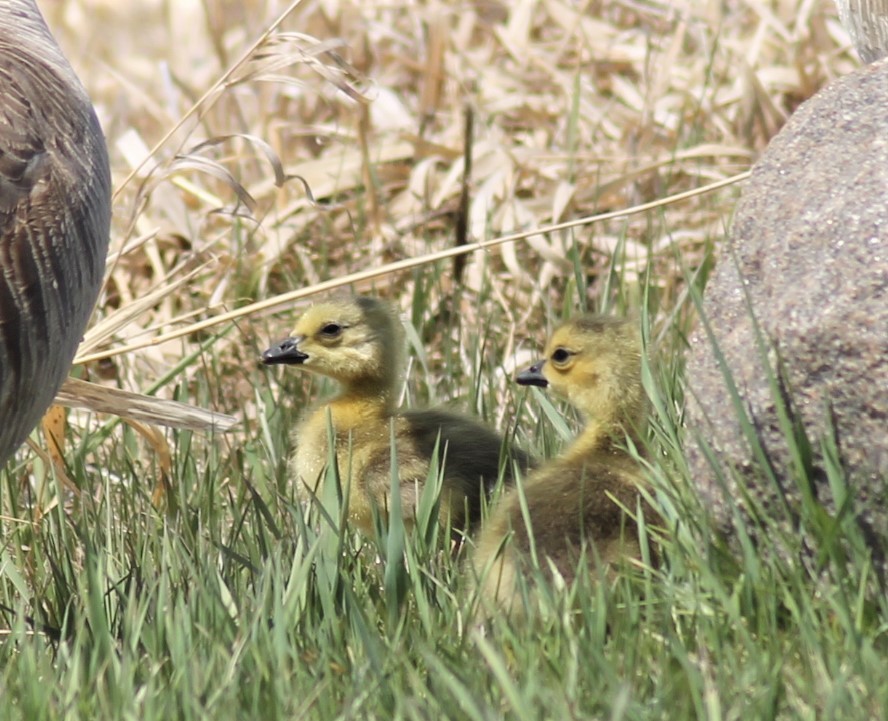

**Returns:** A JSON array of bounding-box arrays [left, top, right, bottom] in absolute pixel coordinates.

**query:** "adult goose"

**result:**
[[0, 0, 111, 465]]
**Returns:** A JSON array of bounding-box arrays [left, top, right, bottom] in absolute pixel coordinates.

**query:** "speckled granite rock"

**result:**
[[685, 58, 888, 561]]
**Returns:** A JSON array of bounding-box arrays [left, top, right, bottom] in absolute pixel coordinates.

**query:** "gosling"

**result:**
[[262, 296, 531, 536], [471, 315, 656, 615]]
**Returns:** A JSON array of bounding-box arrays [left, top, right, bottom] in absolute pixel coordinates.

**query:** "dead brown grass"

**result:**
[[44, 0, 857, 436]]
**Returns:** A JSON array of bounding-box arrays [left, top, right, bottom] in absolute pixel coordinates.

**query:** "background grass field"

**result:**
[[2, 1, 886, 718]]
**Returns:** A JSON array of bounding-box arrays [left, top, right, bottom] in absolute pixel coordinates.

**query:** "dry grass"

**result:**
[[44, 0, 857, 438]]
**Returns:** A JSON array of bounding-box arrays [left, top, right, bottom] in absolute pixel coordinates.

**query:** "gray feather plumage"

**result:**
[[835, 0, 888, 63], [0, 0, 111, 464]]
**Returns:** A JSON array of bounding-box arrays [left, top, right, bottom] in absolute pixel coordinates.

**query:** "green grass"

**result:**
[[2, 265, 888, 720]]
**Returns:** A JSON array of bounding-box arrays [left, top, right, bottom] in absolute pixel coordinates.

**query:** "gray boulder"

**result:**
[[685, 58, 888, 564]]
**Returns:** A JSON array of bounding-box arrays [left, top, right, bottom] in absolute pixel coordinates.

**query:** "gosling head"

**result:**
[[262, 296, 405, 392], [517, 315, 644, 429]]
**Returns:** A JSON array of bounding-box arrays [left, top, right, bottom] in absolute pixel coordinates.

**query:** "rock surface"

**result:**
[[685, 58, 888, 557]]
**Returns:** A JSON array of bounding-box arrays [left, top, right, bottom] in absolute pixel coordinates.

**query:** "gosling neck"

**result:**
[[330, 376, 398, 416], [565, 414, 646, 462]]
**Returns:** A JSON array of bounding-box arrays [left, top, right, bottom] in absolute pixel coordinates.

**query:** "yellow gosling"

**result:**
[[471, 315, 656, 615], [262, 296, 531, 536]]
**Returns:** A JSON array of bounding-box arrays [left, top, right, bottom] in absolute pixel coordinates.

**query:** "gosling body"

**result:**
[[263, 297, 529, 535], [472, 315, 655, 614]]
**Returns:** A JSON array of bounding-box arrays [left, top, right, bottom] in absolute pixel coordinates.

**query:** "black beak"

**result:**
[[261, 337, 309, 365], [516, 360, 548, 387]]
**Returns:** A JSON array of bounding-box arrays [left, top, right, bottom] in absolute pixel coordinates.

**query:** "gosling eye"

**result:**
[[550, 347, 573, 365], [319, 323, 344, 338]]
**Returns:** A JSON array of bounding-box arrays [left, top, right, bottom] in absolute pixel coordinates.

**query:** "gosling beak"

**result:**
[[261, 336, 309, 365], [516, 360, 548, 388]]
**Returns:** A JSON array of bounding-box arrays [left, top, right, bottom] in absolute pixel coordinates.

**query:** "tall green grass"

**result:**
[[1, 256, 887, 719]]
